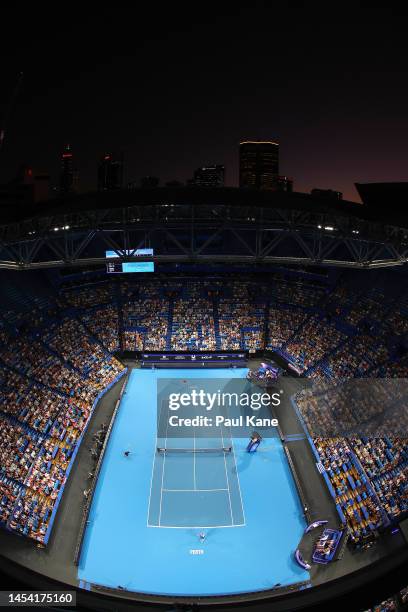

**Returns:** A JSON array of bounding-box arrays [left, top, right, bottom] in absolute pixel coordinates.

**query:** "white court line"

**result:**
[[146, 447, 157, 527], [148, 374, 247, 530], [220, 423, 234, 526], [228, 427, 246, 527], [162, 488, 229, 492], [158, 400, 170, 526], [193, 424, 196, 490], [146, 391, 160, 527], [147, 523, 245, 529], [222, 398, 246, 527]]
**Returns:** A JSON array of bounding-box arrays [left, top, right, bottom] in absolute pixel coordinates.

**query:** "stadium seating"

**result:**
[[0, 272, 407, 544], [296, 381, 408, 541], [0, 306, 125, 543], [169, 282, 216, 351]]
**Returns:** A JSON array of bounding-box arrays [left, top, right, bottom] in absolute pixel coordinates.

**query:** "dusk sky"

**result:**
[[1, 3, 408, 201]]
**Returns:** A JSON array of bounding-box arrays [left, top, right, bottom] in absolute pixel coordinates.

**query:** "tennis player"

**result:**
[[247, 431, 262, 452]]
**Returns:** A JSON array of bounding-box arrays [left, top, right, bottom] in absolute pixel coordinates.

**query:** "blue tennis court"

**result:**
[[78, 368, 309, 596], [148, 388, 245, 528]]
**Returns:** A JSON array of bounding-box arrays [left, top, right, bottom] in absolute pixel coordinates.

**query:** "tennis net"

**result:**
[[157, 446, 232, 454]]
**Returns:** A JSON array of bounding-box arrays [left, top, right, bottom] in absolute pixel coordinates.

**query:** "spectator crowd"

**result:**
[[0, 272, 407, 547], [0, 307, 125, 544], [296, 381, 408, 542]]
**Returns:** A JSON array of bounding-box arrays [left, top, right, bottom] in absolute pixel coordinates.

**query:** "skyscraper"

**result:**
[[191, 164, 225, 187], [60, 144, 75, 193], [98, 153, 124, 191], [239, 141, 279, 190], [277, 175, 293, 193]]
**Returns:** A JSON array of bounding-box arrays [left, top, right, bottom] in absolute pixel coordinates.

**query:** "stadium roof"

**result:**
[[1, 185, 408, 229], [0, 186, 407, 271], [356, 182, 408, 216], [0, 186, 368, 226]]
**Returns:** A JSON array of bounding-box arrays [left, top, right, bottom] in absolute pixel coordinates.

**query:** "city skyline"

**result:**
[[1, 5, 408, 203]]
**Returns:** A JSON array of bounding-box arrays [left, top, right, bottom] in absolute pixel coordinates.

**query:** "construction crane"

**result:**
[[0, 71, 24, 154]]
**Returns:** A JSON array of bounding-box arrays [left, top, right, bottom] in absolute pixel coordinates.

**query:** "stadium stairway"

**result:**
[[281, 310, 314, 351], [197, 323, 203, 344], [332, 318, 358, 336], [0, 355, 75, 400], [38, 336, 83, 375], [212, 297, 221, 350], [263, 301, 270, 348], [342, 290, 370, 329], [74, 314, 115, 358], [166, 299, 174, 350], [307, 332, 351, 376], [365, 354, 397, 378], [0, 410, 45, 445], [114, 281, 125, 351]]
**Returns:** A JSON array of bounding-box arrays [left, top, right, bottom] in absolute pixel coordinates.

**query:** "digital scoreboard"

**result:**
[[106, 249, 154, 273]]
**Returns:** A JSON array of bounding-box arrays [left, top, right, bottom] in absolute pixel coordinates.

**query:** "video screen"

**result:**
[[105, 249, 154, 273]]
